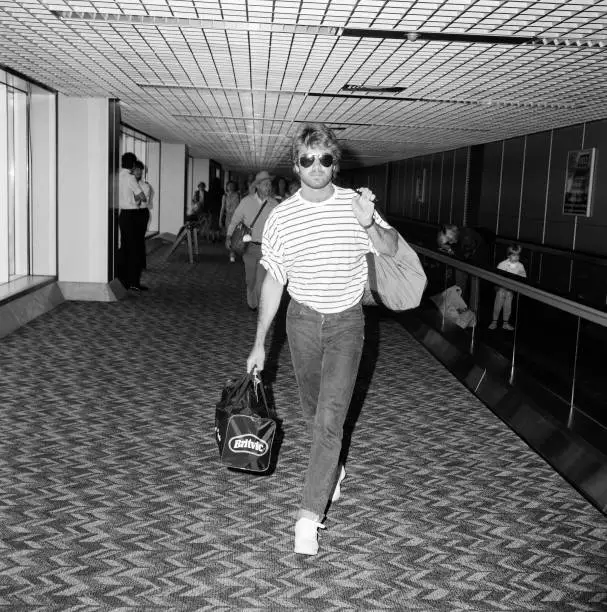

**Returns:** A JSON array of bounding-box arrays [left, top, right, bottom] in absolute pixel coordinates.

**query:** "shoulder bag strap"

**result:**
[[249, 200, 267, 229]]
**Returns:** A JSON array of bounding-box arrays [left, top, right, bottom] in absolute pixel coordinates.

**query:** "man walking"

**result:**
[[246, 124, 398, 555], [226, 170, 278, 310]]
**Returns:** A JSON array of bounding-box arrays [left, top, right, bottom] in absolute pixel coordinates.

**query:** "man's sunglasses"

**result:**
[[298, 153, 334, 168]]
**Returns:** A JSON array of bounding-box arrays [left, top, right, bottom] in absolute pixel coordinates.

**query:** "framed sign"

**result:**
[[563, 148, 597, 217]]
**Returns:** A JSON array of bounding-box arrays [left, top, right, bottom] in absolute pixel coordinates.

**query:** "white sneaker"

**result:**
[[503, 322, 514, 331], [488, 321, 497, 330], [229, 254, 235, 263], [331, 466, 346, 502], [294, 517, 325, 555]]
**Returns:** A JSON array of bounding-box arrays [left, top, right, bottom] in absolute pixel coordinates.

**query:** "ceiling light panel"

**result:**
[[0, 1, 603, 171]]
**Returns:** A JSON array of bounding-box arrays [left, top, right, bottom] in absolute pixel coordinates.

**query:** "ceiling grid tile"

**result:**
[[0, 1, 600, 169]]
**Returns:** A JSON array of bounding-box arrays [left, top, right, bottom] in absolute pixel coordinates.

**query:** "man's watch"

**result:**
[[362, 217, 375, 230]]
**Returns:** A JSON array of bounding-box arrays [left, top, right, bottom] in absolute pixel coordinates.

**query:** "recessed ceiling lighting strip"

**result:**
[[343, 84, 406, 93], [341, 28, 536, 46], [50, 12, 607, 49], [307, 92, 579, 110], [138, 83, 306, 95], [50, 11, 340, 35]]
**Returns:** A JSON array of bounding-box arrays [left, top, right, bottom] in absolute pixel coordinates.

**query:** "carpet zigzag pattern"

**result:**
[[0, 242, 605, 611]]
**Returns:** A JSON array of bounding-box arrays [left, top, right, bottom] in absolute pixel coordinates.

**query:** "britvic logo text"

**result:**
[[228, 434, 269, 456]]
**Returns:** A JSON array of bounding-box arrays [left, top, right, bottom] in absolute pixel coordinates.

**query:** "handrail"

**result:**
[[494, 235, 607, 268], [413, 244, 607, 328], [388, 214, 607, 267]]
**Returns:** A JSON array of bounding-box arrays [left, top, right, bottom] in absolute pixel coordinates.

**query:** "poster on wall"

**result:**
[[563, 148, 597, 217]]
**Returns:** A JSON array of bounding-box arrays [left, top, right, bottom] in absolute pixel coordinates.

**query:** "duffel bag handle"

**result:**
[[252, 370, 276, 420]]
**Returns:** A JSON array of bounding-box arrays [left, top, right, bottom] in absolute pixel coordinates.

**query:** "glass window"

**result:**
[[7, 86, 29, 280], [0, 69, 56, 292]]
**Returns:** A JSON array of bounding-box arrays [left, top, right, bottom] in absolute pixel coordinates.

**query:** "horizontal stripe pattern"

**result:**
[[260, 185, 390, 313]]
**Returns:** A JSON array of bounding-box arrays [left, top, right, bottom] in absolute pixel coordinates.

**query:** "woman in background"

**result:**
[[220, 181, 241, 262]]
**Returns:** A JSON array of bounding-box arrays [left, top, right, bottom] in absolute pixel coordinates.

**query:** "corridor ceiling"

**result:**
[[1, 1, 607, 172]]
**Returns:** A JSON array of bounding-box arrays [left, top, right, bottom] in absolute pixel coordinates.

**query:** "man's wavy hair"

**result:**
[[292, 123, 341, 174]]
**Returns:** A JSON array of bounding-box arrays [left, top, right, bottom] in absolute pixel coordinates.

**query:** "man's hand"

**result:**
[[352, 187, 376, 228], [246, 344, 265, 373]]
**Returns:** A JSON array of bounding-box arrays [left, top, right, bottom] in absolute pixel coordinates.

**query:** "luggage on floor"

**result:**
[[430, 284, 477, 329], [215, 372, 276, 473]]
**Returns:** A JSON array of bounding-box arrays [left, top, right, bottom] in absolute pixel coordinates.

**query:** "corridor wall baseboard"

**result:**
[[58, 279, 127, 302], [0, 282, 64, 339]]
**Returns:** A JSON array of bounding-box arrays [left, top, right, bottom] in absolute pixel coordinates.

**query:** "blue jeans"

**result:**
[[286, 299, 365, 520]]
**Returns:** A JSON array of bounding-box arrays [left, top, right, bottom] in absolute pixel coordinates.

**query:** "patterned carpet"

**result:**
[[0, 241, 605, 612]]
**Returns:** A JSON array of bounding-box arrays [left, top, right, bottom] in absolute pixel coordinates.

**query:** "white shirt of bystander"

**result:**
[[119, 168, 144, 210]]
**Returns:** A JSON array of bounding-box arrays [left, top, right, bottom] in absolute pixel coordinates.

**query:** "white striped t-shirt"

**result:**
[[260, 185, 391, 314]]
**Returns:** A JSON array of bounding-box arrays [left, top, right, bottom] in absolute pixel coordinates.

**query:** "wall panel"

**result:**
[[390, 160, 399, 215], [544, 125, 583, 248], [420, 155, 432, 222], [428, 152, 442, 225], [440, 150, 454, 223], [452, 147, 468, 227], [478, 141, 502, 232], [573, 226, 607, 257], [397, 159, 407, 216], [410, 157, 419, 220], [416, 158, 425, 220], [498, 137, 525, 239], [364, 164, 386, 206], [576, 119, 607, 255], [401, 158, 410, 217], [519, 131, 551, 244]]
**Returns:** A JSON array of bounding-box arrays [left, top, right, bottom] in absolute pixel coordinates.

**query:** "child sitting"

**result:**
[[489, 244, 527, 331]]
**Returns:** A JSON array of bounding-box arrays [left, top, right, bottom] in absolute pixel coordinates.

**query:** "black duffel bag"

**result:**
[[214, 372, 276, 473]]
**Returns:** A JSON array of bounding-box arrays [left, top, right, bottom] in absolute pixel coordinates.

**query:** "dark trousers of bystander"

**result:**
[[119, 209, 148, 289], [139, 208, 150, 270]]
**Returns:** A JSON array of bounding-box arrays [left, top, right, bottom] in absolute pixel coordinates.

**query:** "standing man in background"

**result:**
[[246, 125, 398, 555], [225, 170, 278, 311], [118, 152, 147, 292]]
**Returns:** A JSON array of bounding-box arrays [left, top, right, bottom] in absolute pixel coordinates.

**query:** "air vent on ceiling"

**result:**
[[342, 84, 406, 94]]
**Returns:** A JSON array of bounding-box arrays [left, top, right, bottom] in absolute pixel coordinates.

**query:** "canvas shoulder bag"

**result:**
[[362, 229, 427, 312]]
